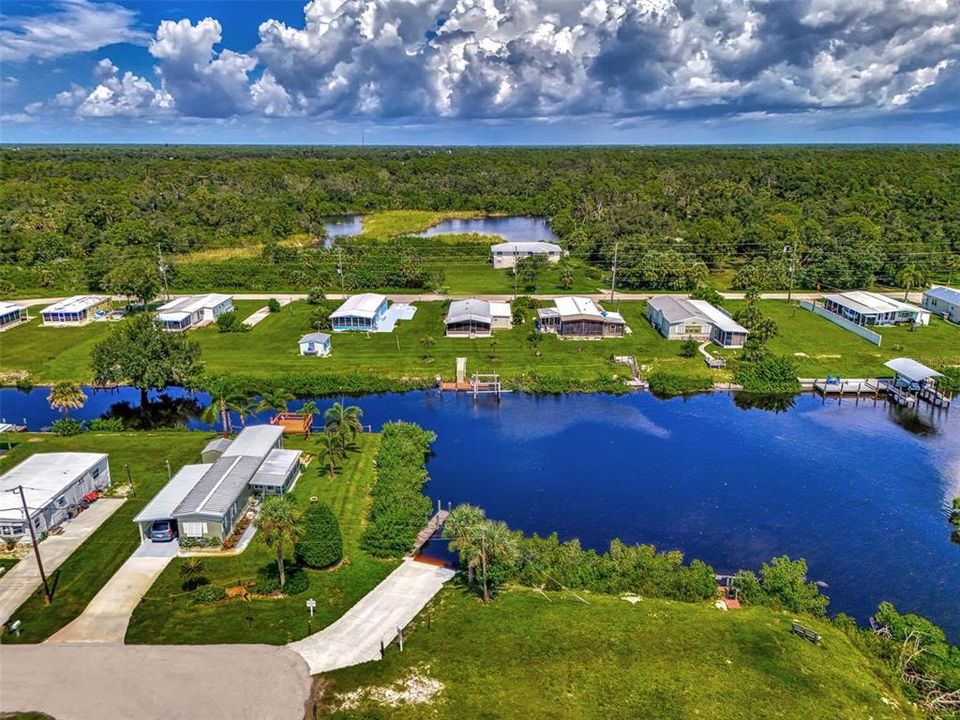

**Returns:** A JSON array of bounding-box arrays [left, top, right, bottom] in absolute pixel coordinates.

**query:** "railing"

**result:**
[[800, 301, 883, 346]]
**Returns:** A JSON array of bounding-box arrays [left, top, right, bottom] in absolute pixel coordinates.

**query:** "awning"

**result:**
[[883, 358, 942, 383]]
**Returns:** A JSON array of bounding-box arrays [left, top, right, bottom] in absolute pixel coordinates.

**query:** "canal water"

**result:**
[[321, 215, 364, 247], [414, 215, 558, 242], [1, 387, 957, 638]]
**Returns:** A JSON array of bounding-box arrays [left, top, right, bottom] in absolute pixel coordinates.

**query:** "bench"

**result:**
[[791, 620, 822, 644]]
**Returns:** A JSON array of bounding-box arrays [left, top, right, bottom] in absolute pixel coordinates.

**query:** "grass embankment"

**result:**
[[126, 433, 397, 645], [319, 588, 919, 720], [721, 301, 960, 378], [0, 432, 209, 643], [357, 210, 482, 240]]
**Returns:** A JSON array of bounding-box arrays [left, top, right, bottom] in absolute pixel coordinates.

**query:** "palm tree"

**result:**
[[178, 557, 206, 590], [442, 504, 486, 586], [896, 264, 928, 301], [323, 402, 363, 441], [559, 265, 575, 290], [199, 375, 245, 438], [228, 395, 257, 428], [47, 382, 86, 417], [316, 434, 344, 478], [255, 497, 303, 587], [255, 387, 294, 416], [474, 520, 518, 603]]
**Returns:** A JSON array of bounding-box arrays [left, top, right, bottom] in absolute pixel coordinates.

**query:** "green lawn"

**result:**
[[0, 432, 210, 643], [0, 557, 20, 572], [126, 433, 397, 645], [0, 315, 114, 383], [194, 300, 711, 387], [319, 588, 919, 720], [720, 301, 960, 378]]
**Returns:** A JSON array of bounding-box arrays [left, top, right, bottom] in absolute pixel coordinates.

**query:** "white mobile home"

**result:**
[[491, 241, 562, 269], [299, 332, 331, 356], [537, 297, 626, 339], [0, 453, 110, 539], [0, 302, 27, 332], [445, 299, 512, 337], [921, 286, 960, 323], [40, 296, 111, 326], [329, 293, 389, 331], [156, 294, 233, 331], [645, 296, 749, 349], [821, 291, 930, 327]]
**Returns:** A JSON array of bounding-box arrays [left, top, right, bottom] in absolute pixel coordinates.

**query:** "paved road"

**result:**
[[46, 541, 178, 644], [0, 643, 311, 720], [8, 290, 927, 307], [288, 558, 455, 674], [0, 499, 125, 626]]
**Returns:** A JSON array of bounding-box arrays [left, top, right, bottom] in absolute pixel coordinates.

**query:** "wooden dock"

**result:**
[[812, 379, 880, 396], [409, 509, 450, 557]]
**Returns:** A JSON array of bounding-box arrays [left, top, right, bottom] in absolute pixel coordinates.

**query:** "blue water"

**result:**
[[416, 215, 558, 242], [322, 215, 364, 247], [1, 387, 957, 638]]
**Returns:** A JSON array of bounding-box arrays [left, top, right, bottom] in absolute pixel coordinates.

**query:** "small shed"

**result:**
[[201, 437, 232, 463], [299, 332, 331, 356]]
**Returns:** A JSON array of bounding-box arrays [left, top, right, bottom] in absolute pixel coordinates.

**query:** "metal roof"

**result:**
[[299, 332, 331, 343], [250, 449, 302, 488], [221, 425, 284, 459], [41, 296, 108, 314], [173, 455, 261, 518], [202, 438, 232, 455], [329, 293, 387, 320], [489, 301, 511, 318], [647, 295, 703, 323], [133, 464, 210, 523], [883, 358, 943, 383], [924, 285, 960, 306], [490, 241, 561, 254], [823, 291, 927, 316], [156, 294, 232, 321], [551, 296, 625, 324], [0, 302, 24, 316], [0, 453, 107, 523], [687, 300, 748, 334], [446, 299, 492, 324]]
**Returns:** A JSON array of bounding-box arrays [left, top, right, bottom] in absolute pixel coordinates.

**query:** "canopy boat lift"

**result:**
[[881, 358, 951, 408]]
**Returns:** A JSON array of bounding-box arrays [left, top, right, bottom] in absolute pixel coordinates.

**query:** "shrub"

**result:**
[[179, 537, 218, 548], [679, 339, 699, 358], [647, 372, 713, 396], [307, 288, 327, 305], [361, 422, 435, 557], [191, 585, 226, 604], [267, 298, 282, 313], [88, 418, 124, 432], [689, 287, 724, 305], [252, 563, 309, 595], [216, 311, 249, 333], [734, 354, 801, 394], [295, 502, 343, 569], [50, 418, 86, 436], [735, 555, 829, 616]]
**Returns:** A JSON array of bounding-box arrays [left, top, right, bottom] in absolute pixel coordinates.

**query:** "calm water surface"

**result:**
[[1, 388, 957, 638], [416, 215, 558, 242], [321, 215, 364, 247]]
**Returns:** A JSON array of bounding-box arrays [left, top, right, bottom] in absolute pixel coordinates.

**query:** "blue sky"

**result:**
[[1, 0, 958, 144]]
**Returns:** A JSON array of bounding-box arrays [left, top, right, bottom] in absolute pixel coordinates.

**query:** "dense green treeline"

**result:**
[[2, 145, 958, 294]]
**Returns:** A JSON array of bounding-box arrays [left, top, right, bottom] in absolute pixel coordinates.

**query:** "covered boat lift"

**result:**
[[882, 358, 951, 408]]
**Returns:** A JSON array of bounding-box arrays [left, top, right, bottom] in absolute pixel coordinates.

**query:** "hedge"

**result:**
[[295, 502, 343, 568], [360, 422, 435, 557]]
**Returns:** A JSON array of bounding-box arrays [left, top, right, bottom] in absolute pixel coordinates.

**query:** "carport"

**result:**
[[132, 464, 208, 543]]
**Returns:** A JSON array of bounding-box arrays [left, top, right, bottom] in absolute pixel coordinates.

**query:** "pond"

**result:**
[[321, 215, 364, 247], [415, 215, 558, 242], [1, 387, 957, 639]]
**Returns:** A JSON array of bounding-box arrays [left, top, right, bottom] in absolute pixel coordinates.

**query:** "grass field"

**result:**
[[126, 433, 397, 645], [721, 301, 960, 378], [0, 432, 210, 643], [358, 210, 482, 240], [4, 300, 957, 388], [319, 587, 918, 720]]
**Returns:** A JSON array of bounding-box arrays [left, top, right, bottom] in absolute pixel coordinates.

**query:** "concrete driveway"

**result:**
[[46, 541, 178, 643], [0, 643, 311, 720], [289, 558, 454, 674], [0, 499, 125, 626]]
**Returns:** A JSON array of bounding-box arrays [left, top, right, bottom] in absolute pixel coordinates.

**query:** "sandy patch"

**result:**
[[337, 665, 444, 710]]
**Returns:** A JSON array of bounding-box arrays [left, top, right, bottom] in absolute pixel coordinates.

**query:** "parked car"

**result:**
[[150, 520, 177, 542]]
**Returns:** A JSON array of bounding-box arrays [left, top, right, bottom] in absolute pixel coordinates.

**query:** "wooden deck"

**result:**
[[813, 379, 879, 395], [409, 509, 450, 557]]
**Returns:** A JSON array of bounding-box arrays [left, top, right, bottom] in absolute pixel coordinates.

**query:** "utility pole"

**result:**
[[11, 486, 51, 604], [157, 243, 170, 301], [609, 242, 619, 303], [336, 246, 345, 295], [784, 244, 796, 303]]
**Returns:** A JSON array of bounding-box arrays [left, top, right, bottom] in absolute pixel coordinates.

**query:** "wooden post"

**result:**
[[398, 626, 404, 652], [380, 640, 385, 658]]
